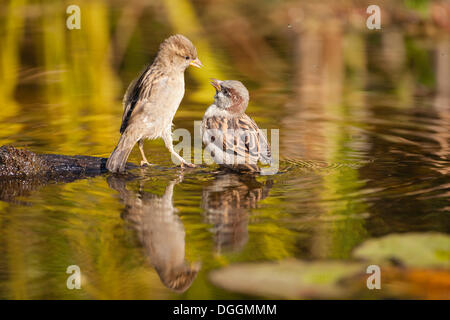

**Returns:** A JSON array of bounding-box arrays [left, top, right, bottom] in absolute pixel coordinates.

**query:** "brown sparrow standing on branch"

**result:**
[[106, 34, 202, 173], [201, 79, 272, 173]]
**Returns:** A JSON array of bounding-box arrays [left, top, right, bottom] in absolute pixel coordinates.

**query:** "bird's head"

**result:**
[[210, 79, 249, 114], [157, 34, 202, 71]]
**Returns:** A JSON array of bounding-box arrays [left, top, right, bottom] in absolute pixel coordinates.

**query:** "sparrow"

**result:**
[[106, 34, 202, 173], [201, 79, 272, 172]]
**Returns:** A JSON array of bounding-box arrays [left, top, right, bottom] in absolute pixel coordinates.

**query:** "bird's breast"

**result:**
[[163, 75, 185, 115], [148, 75, 184, 128]]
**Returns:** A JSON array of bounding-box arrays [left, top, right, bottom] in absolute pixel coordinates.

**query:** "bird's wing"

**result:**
[[120, 77, 138, 132], [120, 66, 166, 134], [237, 114, 272, 165], [202, 114, 270, 168], [255, 121, 272, 165]]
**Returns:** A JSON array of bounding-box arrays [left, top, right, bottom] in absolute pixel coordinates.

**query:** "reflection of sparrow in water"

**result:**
[[108, 175, 200, 293], [106, 34, 202, 172], [201, 79, 272, 173], [202, 173, 272, 252]]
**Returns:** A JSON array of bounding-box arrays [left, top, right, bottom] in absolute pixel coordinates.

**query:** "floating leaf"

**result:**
[[210, 260, 366, 299], [352, 233, 450, 269], [382, 267, 450, 299]]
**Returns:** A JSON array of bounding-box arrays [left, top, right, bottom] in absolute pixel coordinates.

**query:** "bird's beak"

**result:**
[[190, 58, 203, 68], [210, 78, 222, 91]]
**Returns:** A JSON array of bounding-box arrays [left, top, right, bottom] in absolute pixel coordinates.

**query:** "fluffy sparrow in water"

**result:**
[[106, 34, 202, 173], [201, 79, 272, 172]]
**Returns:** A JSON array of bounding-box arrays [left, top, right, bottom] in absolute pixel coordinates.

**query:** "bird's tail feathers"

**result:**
[[106, 134, 135, 173]]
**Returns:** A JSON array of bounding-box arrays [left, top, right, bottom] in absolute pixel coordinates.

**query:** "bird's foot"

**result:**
[[140, 160, 153, 167], [180, 161, 196, 168]]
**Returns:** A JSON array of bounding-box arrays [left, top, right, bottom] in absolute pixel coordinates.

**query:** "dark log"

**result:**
[[0, 145, 136, 202]]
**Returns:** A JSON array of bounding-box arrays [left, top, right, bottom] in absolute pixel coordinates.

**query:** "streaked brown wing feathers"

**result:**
[[120, 65, 164, 134], [203, 115, 261, 167]]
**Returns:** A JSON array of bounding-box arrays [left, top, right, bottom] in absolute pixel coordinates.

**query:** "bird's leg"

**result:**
[[162, 131, 196, 168], [138, 139, 152, 166]]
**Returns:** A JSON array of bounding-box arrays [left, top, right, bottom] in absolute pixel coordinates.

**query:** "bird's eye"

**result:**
[[222, 88, 228, 95], [185, 56, 190, 60]]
